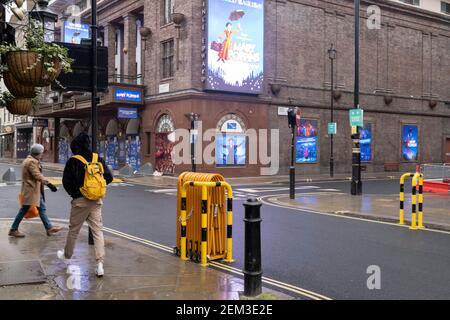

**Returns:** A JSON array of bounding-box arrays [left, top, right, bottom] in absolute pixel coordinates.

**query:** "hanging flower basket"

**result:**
[[3, 71, 37, 98], [6, 98, 33, 116], [6, 51, 62, 87]]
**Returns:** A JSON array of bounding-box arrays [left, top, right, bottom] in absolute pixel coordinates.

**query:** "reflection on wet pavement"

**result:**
[[0, 221, 252, 300]]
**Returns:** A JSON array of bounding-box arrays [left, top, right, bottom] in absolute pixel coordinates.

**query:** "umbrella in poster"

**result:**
[[229, 10, 245, 21]]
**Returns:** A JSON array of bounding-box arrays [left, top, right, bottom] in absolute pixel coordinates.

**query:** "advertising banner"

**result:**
[[64, 21, 90, 44], [360, 124, 372, 162], [216, 134, 246, 166], [118, 107, 138, 119], [206, 0, 264, 94], [106, 136, 119, 170], [402, 124, 419, 161], [296, 119, 318, 163], [127, 135, 141, 172]]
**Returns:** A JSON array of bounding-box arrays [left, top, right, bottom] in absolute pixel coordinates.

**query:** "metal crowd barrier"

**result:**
[[175, 172, 234, 267]]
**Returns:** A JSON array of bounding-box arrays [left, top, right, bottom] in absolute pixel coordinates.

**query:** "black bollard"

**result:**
[[243, 198, 262, 297]]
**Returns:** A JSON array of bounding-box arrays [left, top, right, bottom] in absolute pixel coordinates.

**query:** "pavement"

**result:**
[[266, 191, 450, 231], [0, 220, 291, 300]]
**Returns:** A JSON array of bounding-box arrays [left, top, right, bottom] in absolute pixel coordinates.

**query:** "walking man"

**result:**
[[58, 133, 113, 277], [9, 144, 62, 237]]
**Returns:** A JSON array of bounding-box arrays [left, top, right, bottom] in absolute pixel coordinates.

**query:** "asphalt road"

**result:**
[[1, 162, 449, 300]]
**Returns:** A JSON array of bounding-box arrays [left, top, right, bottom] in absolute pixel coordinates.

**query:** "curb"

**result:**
[[266, 195, 450, 233]]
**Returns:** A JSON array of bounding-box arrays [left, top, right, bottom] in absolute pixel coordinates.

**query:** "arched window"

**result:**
[[216, 114, 246, 167], [155, 114, 175, 174]]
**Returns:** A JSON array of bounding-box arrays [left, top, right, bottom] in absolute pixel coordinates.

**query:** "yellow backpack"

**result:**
[[72, 153, 107, 200]]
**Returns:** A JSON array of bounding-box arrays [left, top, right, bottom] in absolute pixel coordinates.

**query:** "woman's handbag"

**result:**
[[18, 192, 39, 219]]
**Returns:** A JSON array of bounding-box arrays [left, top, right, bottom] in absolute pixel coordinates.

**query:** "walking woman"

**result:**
[[8, 144, 62, 237]]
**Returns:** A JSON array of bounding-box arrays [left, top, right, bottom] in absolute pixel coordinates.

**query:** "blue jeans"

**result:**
[[11, 198, 53, 231]]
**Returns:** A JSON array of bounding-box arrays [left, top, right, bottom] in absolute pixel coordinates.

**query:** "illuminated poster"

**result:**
[[216, 134, 246, 166], [402, 125, 418, 161], [207, 0, 264, 94], [360, 124, 372, 162], [296, 119, 318, 163], [63, 21, 90, 44]]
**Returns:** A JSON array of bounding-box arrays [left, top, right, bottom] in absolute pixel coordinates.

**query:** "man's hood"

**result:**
[[70, 133, 92, 157]]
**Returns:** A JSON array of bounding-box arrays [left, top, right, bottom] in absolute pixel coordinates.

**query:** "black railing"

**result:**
[[108, 74, 143, 85]]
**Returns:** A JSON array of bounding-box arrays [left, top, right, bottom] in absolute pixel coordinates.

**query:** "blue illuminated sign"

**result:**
[[114, 89, 142, 103], [118, 108, 138, 119]]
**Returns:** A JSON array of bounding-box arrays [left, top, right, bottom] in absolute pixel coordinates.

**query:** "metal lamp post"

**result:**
[[29, 0, 58, 42], [287, 107, 297, 199], [328, 44, 337, 178], [87, 0, 99, 245], [351, 0, 363, 195]]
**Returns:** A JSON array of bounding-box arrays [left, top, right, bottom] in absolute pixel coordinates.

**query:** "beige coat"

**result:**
[[21, 156, 49, 206]]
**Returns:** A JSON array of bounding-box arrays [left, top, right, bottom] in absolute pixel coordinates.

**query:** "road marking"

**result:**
[[258, 194, 450, 235], [0, 217, 330, 300], [237, 186, 320, 193], [145, 188, 178, 193]]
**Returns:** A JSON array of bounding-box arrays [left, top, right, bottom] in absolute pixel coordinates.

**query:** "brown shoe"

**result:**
[[8, 230, 25, 238], [46, 226, 63, 236]]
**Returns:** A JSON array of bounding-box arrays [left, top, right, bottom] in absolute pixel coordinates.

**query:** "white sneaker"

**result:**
[[57, 250, 69, 264], [95, 262, 104, 277]]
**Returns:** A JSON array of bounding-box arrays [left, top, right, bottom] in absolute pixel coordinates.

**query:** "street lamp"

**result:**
[[351, 0, 362, 195], [29, 0, 58, 42], [287, 107, 297, 199], [328, 44, 337, 178], [186, 112, 200, 172]]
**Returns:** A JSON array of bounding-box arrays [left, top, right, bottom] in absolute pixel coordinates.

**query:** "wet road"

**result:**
[[1, 162, 450, 299]]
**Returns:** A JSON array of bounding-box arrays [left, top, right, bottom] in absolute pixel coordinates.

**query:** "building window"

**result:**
[[161, 40, 174, 79], [216, 115, 247, 167], [400, 0, 420, 6], [162, 0, 173, 25], [442, 1, 450, 14]]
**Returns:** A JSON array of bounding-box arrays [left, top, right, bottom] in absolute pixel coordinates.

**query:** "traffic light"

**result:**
[[287, 108, 297, 128]]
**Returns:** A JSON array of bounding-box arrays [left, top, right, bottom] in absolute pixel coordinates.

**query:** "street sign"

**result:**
[[349, 108, 364, 127], [328, 122, 337, 135], [32, 118, 49, 127]]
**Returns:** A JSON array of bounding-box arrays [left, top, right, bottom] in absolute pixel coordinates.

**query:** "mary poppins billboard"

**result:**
[[206, 0, 264, 94]]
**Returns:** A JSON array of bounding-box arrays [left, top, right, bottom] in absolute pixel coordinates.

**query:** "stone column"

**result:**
[[123, 14, 137, 79], [103, 23, 117, 79]]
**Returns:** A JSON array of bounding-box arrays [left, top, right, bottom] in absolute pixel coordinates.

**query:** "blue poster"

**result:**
[[216, 134, 246, 166], [64, 21, 90, 44], [106, 136, 118, 170], [296, 119, 318, 163], [58, 138, 71, 164], [207, 0, 264, 94], [126, 135, 141, 171], [360, 124, 372, 162], [402, 125, 418, 161]]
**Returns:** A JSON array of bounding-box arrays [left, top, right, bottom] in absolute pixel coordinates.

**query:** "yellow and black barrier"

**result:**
[[176, 172, 234, 266], [399, 172, 424, 230]]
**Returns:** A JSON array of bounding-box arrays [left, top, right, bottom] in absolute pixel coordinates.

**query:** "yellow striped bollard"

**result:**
[[416, 173, 424, 229], [399, 173, 414, 225], [410, 174, 419, 230], [180, 187, 189, 261]]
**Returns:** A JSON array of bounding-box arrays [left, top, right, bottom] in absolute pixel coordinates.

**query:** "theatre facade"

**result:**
[[33, 0, 450, 176]]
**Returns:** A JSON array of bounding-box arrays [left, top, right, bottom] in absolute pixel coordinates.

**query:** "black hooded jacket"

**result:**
[[63, 133, 113, 199]]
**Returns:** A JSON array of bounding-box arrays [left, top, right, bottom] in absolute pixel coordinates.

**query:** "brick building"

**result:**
[[34, 0, 450, 176]]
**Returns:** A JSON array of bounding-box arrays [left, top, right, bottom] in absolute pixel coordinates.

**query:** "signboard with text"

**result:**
[[118, 108, 138, 119], [113, 89, 143, 103], [349, 108, 364, 127]]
